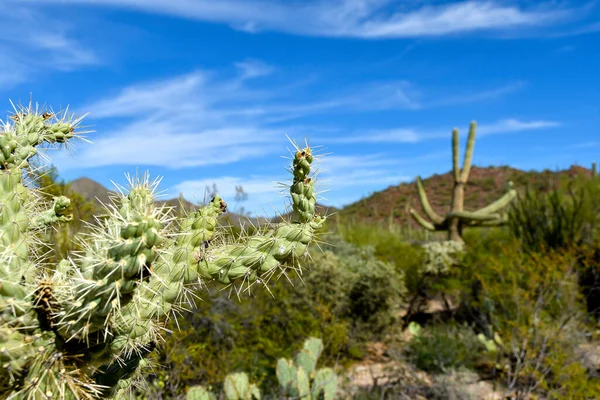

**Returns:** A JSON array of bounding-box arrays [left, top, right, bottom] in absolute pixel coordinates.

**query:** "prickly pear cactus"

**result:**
[[276, 337, 338, 400], [186, 385, 216, 400], [0, 101, 326, 399], [186, 372, 260, 400]]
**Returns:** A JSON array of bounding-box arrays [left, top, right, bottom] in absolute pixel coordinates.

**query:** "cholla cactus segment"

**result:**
[[1, 102, 85, 170], [30, 196, 73, 229], [290, 148, 316, 224], [0, 100, 326, 399], [420, 240, 465, 275]]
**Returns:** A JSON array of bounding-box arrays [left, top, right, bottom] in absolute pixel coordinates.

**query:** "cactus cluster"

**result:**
[[276, 337, 337, 400], [409, 122, 517, 243], [0, 100, 326, 399]]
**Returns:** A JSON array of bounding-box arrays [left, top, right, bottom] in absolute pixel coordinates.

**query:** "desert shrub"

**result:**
[[317, 233, 407, 335], [406, 322, 486, 373], [507, 175, 600, 319], [508, 175, 600, 253], [460, 244, 600, 399], [144, 234, 406, 396]]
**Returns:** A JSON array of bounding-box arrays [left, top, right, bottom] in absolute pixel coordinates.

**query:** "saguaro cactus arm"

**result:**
[[458, 122, 476, 183]]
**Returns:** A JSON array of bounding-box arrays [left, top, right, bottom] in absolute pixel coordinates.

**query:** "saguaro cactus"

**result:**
[[0, 100, 326, 399], [409, 122, 516, 243], [592, 162, 597, 179]]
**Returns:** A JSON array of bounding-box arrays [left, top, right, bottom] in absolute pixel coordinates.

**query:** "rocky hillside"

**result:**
[[68, 163, 594, 228], [340, 164, 595, 227]]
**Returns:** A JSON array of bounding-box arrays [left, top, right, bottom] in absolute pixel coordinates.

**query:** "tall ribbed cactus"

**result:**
[[409, 121, 517, 243], [0, 100, 326, 399]]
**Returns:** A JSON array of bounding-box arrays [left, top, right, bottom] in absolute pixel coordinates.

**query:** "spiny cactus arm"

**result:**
[[465, 216, 508, 227], [409, 208, 437, 231], [52, 176, 170, 344], [29, 195, 73, 229], [446, 211, 503, 222], [452, 128, 461, 182], [471, 188, 517, 216], [191, 146, 325, 288], [459, 121, 476, 183], [413, 177, 444, 225], [1, 105, 84, 170], [593, 162, 597, 178]]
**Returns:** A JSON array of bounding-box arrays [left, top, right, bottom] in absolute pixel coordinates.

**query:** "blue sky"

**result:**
[[1, 0, 599, 217]]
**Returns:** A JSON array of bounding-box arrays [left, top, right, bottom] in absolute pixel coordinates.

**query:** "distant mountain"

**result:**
[[339, 164, 595, 227], [67, 177, 286, 226], [69, 177, 115, 206], [68, 164, 594, 229]]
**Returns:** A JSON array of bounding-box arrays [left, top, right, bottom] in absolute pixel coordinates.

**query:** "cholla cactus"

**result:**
[[409, 122, 517, 243], [420, 240, 465, 275], [276, 337, 337, 400], [0, 101, 326, 399]]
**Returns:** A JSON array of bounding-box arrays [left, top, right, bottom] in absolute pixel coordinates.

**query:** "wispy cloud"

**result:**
[[428, 81, 528, 107], [0, 3, 99, 87], [235, 59, 276, 80], [326, 118, 560, 144], [20, 0, 579, 39], [51, 62, 551, 173], [477, 119, 561, 135]]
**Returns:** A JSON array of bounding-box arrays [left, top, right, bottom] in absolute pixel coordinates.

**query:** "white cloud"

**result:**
[[235, 59, 276, 79], [19, 0, 574, 38], [477, 119, 561, 135]]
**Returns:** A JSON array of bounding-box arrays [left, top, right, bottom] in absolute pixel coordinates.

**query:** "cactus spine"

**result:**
[[409, 121, 517, 243], [0, 100, 326, 399]]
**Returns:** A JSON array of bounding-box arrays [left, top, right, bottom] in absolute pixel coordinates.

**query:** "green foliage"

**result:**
[[406, 322, 487, 373], [315, 234, 407, 336], [0, 101, 326, 399], [459, 240, 600, 399], [147, 233, 404, 396]]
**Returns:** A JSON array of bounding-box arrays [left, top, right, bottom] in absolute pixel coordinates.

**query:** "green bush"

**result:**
[[406, 322, 486, 373]]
